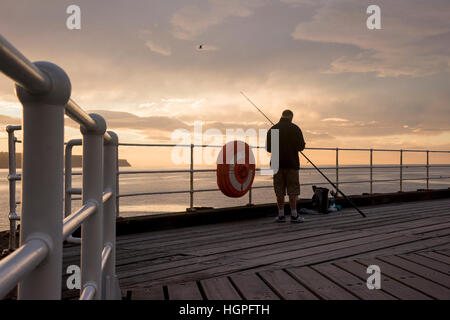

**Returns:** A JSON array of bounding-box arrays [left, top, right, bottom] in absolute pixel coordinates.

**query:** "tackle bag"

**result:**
[[312, 186, 330, 214]]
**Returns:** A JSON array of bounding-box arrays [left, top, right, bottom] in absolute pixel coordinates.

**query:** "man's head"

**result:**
[[281, 109, 293, 121]]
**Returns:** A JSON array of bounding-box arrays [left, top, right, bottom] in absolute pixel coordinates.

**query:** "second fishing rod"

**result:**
[[240, 91, 367, 218]]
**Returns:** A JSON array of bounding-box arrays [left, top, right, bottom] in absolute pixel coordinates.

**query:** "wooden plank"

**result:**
[[167, 281, 203, 300], [229, 273, 279, 300], [110, 205, 450, 264], [130, 286, 165, 300], [200, 277, 242, 300], [366, 216, 450, 234], [246, 220, 450, 264], [336, 236, 450, 263], [185, 230, 361, 257], [63, 213, 446, 269], [335, 209, 450, 232], [118, 257, 222, 287], [357, 258, 450, 300], [379, 255, 450, 286], [259, 233, 413, 267], [334, 260, 431, 300], [122, 235, 446, 286], [116, 254, 188, 272], [97, 199, 450, 248], [121, 233, 448, 288], [115, 199, 445, 242], [119, 233, 439, 287], [286, 266, 357, 300], [312, 263, 396, 300], [109, 200, 450, 290], [243, 231, 373, 261], [435, 249, 450, 257], [403, 253, 450, 275], [275, 229, 450, 268], [115, 211, 450, 264], [115, 201, 450, 250], [258, 269, 318, 300], [418, 251, 450, 265], [117, 231, 364, 281]]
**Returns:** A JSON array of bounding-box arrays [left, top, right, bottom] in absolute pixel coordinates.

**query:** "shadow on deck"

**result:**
[[63, 198, 450, 300]]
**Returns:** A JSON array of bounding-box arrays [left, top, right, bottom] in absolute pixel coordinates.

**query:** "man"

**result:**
[[266, 109, 306, 223]]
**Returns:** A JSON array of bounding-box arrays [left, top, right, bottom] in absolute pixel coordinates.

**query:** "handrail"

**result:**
[[102, 189, 113, 203], [79, 285, 96, 300], [117, 176, 450, 198], [66, 100, 112, 142], [101, 243, 113, 272], [113, 142, 450, 210], [0, 33, 110, 141], [62, 202, 97, 241], [119, 142, 450, 153], [0, 33, 121, 300], [0, 34, 51, 94], [0, 239, 49, 299], [117, 164, 450, 176]]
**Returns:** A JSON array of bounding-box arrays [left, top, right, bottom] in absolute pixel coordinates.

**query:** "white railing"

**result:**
[[0, 34, 120, 300], [10, 131, 449, 226], [117, 143, 450, 211]]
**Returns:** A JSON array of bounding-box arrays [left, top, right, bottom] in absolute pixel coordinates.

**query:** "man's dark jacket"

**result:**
[[266, 118, 306, 170]]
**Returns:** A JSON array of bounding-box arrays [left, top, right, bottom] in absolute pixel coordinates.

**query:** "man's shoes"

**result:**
[[275, 215, 286, 223], [290, 214, 305, 223]]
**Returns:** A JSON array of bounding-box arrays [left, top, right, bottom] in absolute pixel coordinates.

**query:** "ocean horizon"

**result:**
[[1, 165, 449, 231]]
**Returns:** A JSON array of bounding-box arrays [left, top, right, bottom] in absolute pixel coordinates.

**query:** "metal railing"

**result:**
[[4, 125, 21, 252], [116, 144, 450, 211], [0, 34, 120, 300]]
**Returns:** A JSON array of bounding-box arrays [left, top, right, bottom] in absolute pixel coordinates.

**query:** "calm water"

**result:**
[[1, 166, 449, 230]]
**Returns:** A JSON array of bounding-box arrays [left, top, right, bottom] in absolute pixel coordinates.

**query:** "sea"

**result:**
[[1, 166, 449, 231]]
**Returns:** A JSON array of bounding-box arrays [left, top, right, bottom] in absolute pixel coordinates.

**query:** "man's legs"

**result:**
[[273, 170, 286, 221], [287, 169, 303, 221], [277, 195, 285, 212], [288, 195, 297, 213]]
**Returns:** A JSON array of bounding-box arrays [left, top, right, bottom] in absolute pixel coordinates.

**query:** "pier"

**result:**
[[62, 196, 450, 300], [1, 32, 449, 301]]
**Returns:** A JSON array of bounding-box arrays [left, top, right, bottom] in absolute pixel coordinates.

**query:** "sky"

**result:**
[[0, 0, 450, 167]]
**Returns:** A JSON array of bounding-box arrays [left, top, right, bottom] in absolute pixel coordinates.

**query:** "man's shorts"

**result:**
[[273, 168, 300, 197]]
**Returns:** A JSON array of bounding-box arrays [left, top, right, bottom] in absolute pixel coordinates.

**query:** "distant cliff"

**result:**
[[0, 152, 131, 168]]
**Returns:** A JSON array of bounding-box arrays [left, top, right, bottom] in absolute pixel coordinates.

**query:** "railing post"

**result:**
[[6, 125, 21, 252], [370, 149, 373, 194], [64, 139, 82, 244], [426, 150, 429, 190], [102, 131, 121, 299], [65, 143, 73, 218], [335, 148, 339, 195], [400, 149, 403, 192], [188, 143, 194, 211], [116, 145, 120, 217], [15, 62, 70, 299], [80, 113, 106, 300]]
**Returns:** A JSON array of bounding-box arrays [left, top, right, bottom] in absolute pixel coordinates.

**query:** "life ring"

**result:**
[[216, 140, 256, 198]]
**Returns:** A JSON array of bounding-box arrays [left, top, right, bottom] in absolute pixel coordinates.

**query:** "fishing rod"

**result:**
[[240, 91, 367, 218]]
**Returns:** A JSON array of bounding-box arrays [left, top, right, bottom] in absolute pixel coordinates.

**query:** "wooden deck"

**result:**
[[63, 198, 450, 300]]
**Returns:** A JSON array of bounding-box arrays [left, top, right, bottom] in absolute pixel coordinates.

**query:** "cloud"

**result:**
[[83, 110, 189, 132], [170, 0, 266, 40], [321, 118, 349, 122], [0, 0, 449, 153], [0, 114, 20, 126], [291, 0, 450, 76], [145, 40, 172, 56]]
